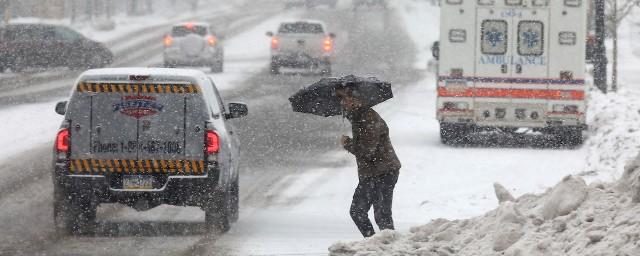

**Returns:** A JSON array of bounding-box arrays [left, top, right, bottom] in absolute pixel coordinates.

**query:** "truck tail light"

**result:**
[[205, 130, 219, 154], [207, 35, 217, 46], [323, 37, 333, 52], [56, 128, 70, 153], [163, 35, 173, 47], [271, 37, 279, 50]]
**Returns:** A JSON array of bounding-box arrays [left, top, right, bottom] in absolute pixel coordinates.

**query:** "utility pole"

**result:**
[[594, 0, 608, 93]]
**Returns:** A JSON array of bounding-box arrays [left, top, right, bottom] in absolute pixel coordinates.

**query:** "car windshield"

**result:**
[[171, 25, 207, 36], [278, 23, 324, 34], [4, 26, 53, 41]]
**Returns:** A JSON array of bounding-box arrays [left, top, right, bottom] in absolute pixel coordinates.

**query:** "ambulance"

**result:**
[[436, 0, 587, 146]]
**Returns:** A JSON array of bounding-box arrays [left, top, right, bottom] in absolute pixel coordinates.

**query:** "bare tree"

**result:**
[[606, 0, 639, 91]]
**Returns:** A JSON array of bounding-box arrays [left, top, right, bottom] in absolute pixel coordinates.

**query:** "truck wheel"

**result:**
[[210, 61, 224, 73], [440, 123, 469, 145], [270, 61, 280, 75], [229, 180, 239, 223], [205, 192, 231, 233], [320, 62, 332, 76], [53, 184, 73, 236], [54, 185, 96, 236], [555, 128, 583, 147]]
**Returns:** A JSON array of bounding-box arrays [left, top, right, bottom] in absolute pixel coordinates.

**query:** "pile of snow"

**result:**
[[328, 173, 640, 255], [584, 88, 640, 181]]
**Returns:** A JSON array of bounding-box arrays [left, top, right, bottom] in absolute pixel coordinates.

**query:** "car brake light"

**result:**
[[164, 35, 173, 47], [206, 130, 219, 154], [56, 128, 70, 153], [323, 37, 333, 52], [185, 22, 195, 30], [271, 37, 279, 50], [207, 35, 217, 46]]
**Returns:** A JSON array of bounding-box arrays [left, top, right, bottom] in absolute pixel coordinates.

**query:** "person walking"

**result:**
[[337, 86, 401, 238]]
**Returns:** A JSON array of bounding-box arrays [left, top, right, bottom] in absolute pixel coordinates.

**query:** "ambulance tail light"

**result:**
[[163, 35, 173, 47], [207, 35, 218, 46], [323, 37, 333, 52], [205, 130, 220, 155], [56, 128, 70, 153], [271, 37, 279, 50]]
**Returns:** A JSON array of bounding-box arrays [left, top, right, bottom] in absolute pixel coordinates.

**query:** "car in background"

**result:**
[[52, 68, 247, 235], [284, 0, 337, 9], [266, 20, 336, 75], [306, 0, 337, 8], [163, 22, 225, 73], [0, 23, 113, 73], [353, 0, 387, 10]]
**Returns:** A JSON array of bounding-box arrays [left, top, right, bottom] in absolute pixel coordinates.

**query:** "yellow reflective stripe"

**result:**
[[182, 160, 191, 173], [69, 160, 75, 173], [91, 159, 99, 173], [191, 160, 199, 174], [81, 159, 90, 174], [105, 159, 114, 173]]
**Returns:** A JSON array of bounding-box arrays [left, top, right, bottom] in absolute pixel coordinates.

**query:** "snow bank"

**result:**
[[584, 88, 640, 181], [328, 174, 640, 255]]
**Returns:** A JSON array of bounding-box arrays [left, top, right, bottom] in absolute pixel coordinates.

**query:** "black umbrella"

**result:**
[[289, 75, 393, 117]]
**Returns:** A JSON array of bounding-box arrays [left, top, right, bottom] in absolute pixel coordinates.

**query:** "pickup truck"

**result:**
[[266, 20, 336, 75]]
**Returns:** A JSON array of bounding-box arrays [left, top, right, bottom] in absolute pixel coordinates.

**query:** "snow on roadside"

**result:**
[[0, 101, 63, 159]]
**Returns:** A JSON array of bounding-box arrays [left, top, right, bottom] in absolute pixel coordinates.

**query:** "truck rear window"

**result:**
[[171, 25, 207, 37], [278, 23, 324, 34]]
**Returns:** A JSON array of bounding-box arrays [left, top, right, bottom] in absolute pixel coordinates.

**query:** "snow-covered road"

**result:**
[[0, 1, 590, 255]]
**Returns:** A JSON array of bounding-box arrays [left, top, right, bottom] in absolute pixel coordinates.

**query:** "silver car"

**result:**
[[163, 22, 224, 73]]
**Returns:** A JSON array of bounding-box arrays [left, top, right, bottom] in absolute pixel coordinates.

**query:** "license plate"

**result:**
[[122, 175, 154, 190]]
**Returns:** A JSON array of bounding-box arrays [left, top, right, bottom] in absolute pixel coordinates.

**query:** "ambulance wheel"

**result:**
[[54, 185, 96, 236], [555, 128, 583, 147], [205, 191, 231, 233], [440, 123, 469, 145]]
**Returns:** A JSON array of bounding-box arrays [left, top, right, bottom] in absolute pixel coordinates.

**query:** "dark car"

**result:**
[[0, 23, 113, 73]]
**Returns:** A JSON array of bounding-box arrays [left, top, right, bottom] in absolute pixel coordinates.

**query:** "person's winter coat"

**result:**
[[343, 107, 401, 178]]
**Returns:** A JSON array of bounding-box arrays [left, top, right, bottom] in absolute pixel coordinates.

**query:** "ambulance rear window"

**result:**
[[481, 20, 508, 55], [518, 21, 544, 56]]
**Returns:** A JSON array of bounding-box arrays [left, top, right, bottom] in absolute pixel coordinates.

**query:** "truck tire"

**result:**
[[321, 62, 332, 76], [211, 61, 224, 73], [440, 123, 469, 145], [53, 185, 97, 236], [229, 179, 239, 223], [270, 61, 280, 75], [205, 191, 231, 233]]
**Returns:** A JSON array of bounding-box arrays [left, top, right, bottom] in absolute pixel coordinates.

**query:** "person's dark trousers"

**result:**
[[349, 172, 398, 237]]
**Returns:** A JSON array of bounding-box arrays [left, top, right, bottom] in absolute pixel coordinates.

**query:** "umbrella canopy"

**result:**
[[289, 75, 393, 117]]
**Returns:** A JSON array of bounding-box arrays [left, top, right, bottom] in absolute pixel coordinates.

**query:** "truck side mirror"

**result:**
[[225, 102, 248, 119], [431, 41, 440, 60], [55, 101, 67, 115], [329, 32, 336, 38], [266, 31, 274, 37]]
